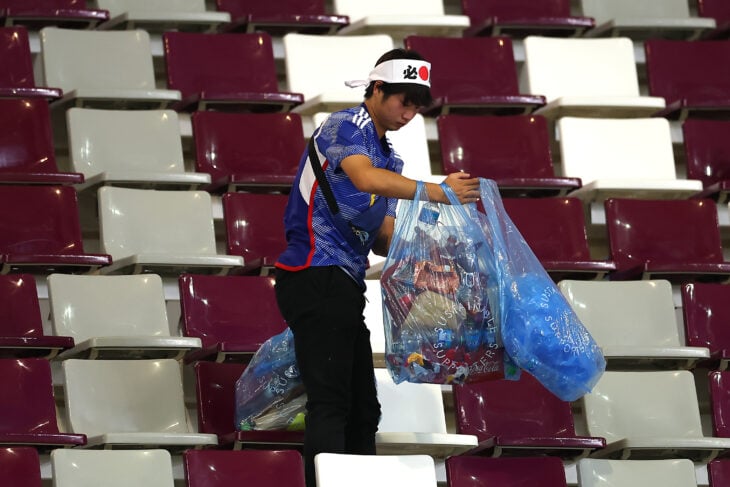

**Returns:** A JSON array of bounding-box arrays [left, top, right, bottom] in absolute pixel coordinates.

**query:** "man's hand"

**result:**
[[440, 172, 480, 204]]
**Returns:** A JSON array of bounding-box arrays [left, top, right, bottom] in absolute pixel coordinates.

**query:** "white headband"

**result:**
[[344, 59, 431, 89]]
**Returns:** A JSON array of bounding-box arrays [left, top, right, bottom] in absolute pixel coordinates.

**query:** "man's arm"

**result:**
[[339, 154, 480, 204], [371, 215, 395, 257]]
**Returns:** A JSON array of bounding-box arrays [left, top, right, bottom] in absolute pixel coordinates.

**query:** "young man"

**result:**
[[274, 48, 480, 487]]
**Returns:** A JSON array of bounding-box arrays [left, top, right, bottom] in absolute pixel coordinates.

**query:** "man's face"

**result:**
[[371, 86, 421, 133]]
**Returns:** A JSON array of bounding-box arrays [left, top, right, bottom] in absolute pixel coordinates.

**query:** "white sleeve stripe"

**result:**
[[299, 128, 325, 204], [299, 162, 316, 204]]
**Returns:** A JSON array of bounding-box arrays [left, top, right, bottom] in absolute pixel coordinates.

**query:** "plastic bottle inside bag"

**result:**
[[400, 327, 422, 355], [418, 202, 440, 227], [414, 202, 442, 262]]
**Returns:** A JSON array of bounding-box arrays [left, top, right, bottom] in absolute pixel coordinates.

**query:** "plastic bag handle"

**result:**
[[439, 180, 461, 206], [442, 178, 511, 250], [476, 178, 510, 260], [438, 180, 483, 229], [414, 180, 427, 201], [441, 178, 510, 280]]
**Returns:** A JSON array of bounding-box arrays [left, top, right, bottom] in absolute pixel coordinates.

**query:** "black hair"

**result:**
[[364, 48, 433, 108]]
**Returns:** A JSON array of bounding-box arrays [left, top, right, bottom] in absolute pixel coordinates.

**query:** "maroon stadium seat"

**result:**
[[179, 274, 287, 364], [192, 111, 304, 193], [605, 197, 730, 282], [437, 114, 579, 196], [645, 39, 730, 120], [0, 274, 73, 359], [0, 98, 83, 185], [216, 0, 348, 35], [0, 0, 108, 29], [0, 358, 86, 450], [404, 36, 545, 116], [502, 197, 615, 281], [163, 31, 303, 113], [453, 373, 605, 459], [460, 0, 594, 38]]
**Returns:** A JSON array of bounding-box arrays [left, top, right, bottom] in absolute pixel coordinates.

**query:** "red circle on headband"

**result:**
[[418, 66, 429, 81]]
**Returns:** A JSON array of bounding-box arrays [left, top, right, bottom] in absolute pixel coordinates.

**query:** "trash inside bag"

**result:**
[[234, 328, 306, 431], [381, 181, 515, 385]]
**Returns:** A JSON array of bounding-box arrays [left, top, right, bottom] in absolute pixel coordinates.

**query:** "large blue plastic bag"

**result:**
[[380, 181, 516, 385], [459, 179, 606, 401], [234, 328, 306, 431]]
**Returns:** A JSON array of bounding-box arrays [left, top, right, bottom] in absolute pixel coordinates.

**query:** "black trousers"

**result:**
[[275, 266, 381, 487]]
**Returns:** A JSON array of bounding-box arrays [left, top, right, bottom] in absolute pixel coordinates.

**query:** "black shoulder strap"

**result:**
[[308, 137, 340, 216]]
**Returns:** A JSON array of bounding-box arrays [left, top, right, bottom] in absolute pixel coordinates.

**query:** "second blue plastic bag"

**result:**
[[457, 179, 606, 401], [234, 328, 306, 431]]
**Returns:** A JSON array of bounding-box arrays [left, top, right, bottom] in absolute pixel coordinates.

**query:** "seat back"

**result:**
[[580, 0, 692, 24], [708, 458, 730, 487], [39, 27, 156, 92], [446, 456, 567, 487], [438, 114, 554, 178], [216, 0, 326, 17], [404, 36, 520, 99], [558, 117, 676, 183], [97, 0, 209, 16], [62, 359, 191, 436], [0, 446, 42, 487], [48, 274, 170, 341], [699, 0, 730, 22], [683, 119, 730, 186], [502, 197, 592, 261], [0, 26, 36, 89], [558, 280, 681, 348], [0, 447, 42, 487], [682, 282, 730, 356], [0, 0, 91, 7], [0, 274, 44, 338], [461, 0, 572, 21], [645, 40, 730, 102], [67, 108, 186, 178], [604, 197, 724, 269], [179, 274, 287, 350], [0, 358, 62, 434], [193, 361, 245, 435], [0, 185, 85, 255], [577, 458, 698, 487], [283, 33, 394, 101], [709, 371, 730, 437], [0, 98, 60, 174], [521, 36, 640, 100], [222, 192, 288, 265], [583, 370, 703, 441], [191, 111, 304, 185], [98, 186, 218, 260], [332, 0, 445, 19], [184, 449, 305, 487], [163, 32, 279, 99], [453, 372, 577, 441], [374, 368, 447, 435], [315, 453, 437, 487], [51, 449, 175, 487]]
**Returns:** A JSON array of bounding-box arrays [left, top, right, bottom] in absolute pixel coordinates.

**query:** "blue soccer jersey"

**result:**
[[276, 104, 403, 286]]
